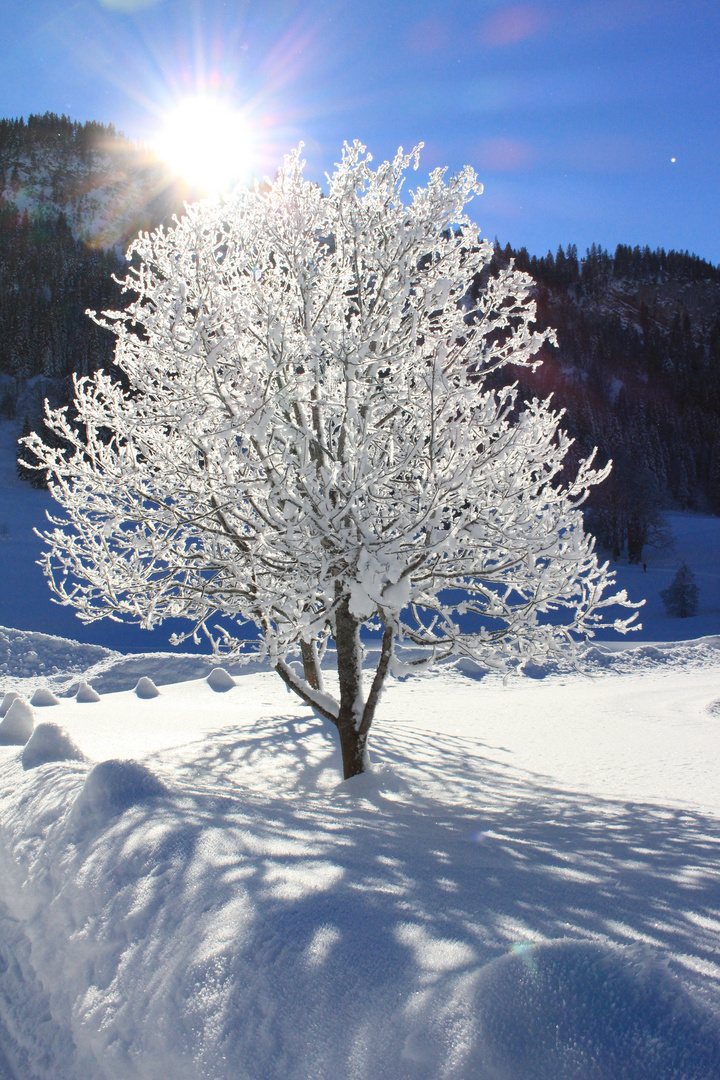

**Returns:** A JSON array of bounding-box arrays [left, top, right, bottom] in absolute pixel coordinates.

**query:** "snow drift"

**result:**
[[1, 624, 720, 1078]]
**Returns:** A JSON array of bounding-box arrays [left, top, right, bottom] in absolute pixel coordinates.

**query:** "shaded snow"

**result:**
[[0, 629, 720, 1078], [595, 510, 720, 642], [472, 940, 720, 1079], [67, 759, 168, 839]]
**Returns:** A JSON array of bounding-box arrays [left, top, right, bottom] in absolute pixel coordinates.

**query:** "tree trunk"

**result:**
[[300, 639, 322, 690], [334, 594, 367, 780], [275, 606, 394, 783], [337, 721, 368, 780], [333, 598, 395, 780]]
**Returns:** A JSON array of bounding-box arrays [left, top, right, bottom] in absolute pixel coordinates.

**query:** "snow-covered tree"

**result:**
[[660, 562, 699, 618], [25, 143, 638, 778]]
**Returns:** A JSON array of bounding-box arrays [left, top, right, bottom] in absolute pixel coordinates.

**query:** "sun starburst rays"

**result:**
[[153, 95, 256, 194]]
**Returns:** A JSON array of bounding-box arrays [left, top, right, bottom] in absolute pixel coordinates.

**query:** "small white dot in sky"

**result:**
[[671, 157, 676, 163]]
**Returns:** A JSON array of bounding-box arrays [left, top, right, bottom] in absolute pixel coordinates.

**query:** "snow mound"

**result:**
[[451, 638, 720, 685], [78, 652, 252, 695], [0, 627, 243, 696], [22, 722, 88, 770], [473, 940, 720, 1080], [30, 687, 60, 707], [521, 659, 561, 679], [76, 680, 101, 703], [704, 698, 720, 717], [0, 697, 34, 745], [0, 690, 21, 717], [336, 762, 409, 802], [584, 636, 720, 676], [580, 645, 617, 668], [0, 625, 116, 682], [134, 676, 159, 699], [69, 759, 167, 833], [452, 657, 488, 679], [206, 666, 236, 692]]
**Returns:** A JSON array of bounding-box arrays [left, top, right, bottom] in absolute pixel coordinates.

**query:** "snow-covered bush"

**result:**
[[660, 562, 699, 618], [26, 142, 637, 778]]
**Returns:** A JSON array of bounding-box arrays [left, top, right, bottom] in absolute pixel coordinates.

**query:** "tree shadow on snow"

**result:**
[[24, 709, 720, 1080]]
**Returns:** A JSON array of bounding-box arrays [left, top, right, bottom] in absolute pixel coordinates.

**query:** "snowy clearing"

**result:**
[[1, 628, 720, 1079]]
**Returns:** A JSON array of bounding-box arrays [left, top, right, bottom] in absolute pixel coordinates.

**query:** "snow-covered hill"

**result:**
[[0, 115, 184, 250]]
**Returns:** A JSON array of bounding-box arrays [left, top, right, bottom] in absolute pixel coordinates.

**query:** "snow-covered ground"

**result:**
[[2, 412, 720, 1078], [2, 633, 720, 1079]]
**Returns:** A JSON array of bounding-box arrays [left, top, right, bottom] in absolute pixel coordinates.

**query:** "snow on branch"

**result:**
[[23, 141, 640, 776]]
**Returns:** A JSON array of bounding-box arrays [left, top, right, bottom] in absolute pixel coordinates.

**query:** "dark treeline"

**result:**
[[480, 241, 720, 559], [0, 198, 122, 385], [505, 241, 720, 291], [0, 113, 123, 154]]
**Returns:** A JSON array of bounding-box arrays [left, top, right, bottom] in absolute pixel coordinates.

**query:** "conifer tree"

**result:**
[[660, 563, 699, 618]]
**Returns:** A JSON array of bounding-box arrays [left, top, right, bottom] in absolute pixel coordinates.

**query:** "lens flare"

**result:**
[[154, 96, 255, 194], [510, 942, 538, 973], [97, 0, 160, 10]]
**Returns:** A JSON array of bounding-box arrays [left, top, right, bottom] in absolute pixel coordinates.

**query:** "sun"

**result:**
[[154, 96, 255, 194]]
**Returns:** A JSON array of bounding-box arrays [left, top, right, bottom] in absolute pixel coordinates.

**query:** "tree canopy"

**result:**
[[27, 143, 637, 778]]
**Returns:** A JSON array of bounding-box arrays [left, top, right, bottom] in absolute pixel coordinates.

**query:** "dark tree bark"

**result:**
[[334, 594, 367, 779], [300, 639, 321, 690], [275, 600, 395, 781]]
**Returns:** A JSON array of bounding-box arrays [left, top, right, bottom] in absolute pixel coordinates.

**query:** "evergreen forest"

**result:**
[[481, 241, 720, 558]]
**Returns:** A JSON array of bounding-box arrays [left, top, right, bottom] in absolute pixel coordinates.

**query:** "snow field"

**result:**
[[1, 635, 720, 1078]]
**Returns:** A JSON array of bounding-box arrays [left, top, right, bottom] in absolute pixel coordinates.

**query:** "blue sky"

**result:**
[[1, 0, 719, 262]]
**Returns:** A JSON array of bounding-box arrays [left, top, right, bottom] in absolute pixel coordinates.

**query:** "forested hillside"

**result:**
[[0, 112, 182, 246], [1, 113, 719, 563], [483, 242, 720, 557], [0, 112, 185, 422], [0, 202, 122, 385]]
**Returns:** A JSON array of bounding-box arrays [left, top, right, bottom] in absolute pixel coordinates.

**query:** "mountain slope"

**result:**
[[486, 243, 720, 551], [0, 113, 184, 248]]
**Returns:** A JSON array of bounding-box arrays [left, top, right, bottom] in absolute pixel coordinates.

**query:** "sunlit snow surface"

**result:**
[[1, 634, 720, 1079]]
